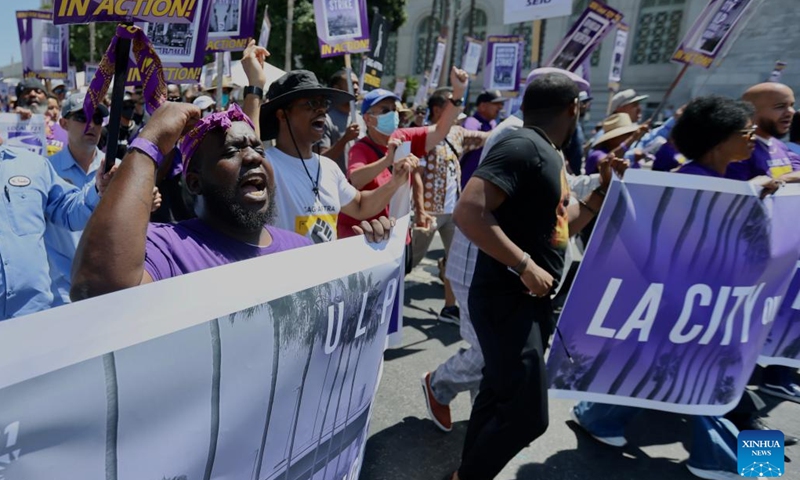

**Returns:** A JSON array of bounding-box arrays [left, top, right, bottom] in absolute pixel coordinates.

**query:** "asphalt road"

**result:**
[[361, 240, 800, 480]]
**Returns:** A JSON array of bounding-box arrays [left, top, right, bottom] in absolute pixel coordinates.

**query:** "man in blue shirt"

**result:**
[[45, 93, 109, 305], [0, 107, 114, 320]]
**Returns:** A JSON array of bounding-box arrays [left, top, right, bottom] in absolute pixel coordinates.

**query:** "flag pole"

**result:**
[[344, 54, 357, 125], [649, 63, 689, 123], [104, 23, 132, 173]]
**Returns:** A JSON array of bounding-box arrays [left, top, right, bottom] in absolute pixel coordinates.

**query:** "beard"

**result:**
[[203, 180, 277, 232], [18, 99, 43, 114], [759, 119, 784, 138]]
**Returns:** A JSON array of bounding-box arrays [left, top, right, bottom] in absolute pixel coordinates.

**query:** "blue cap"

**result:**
[[361, 89, 401, 115]]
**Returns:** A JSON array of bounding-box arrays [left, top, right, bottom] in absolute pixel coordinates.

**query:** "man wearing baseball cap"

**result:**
[[459, 90, 505, 188], [610, 88, 648, 123], [44, 92, 110, 304], [15, 78, 48, 119]]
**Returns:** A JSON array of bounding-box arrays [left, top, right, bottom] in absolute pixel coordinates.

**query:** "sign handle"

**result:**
[[104, 24, 132, 173], [344, 54, 357, 125], [649, 63, 689, 123], [215, 52, 224, 111]]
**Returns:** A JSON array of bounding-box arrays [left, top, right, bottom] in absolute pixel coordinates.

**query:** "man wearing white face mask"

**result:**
[[336, 78, 473, 239], [193, 95, 216, 118]]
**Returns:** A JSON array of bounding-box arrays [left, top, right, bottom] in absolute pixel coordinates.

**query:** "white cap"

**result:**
[[193, 96, 216, 110], [610, 89, 648, 112]]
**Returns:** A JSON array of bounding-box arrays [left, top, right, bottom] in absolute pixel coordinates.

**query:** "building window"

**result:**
[[510, 24, 532, 71], [385, 33, 398, 77], [415, 17, 442, 75], [631, 0, 686, 65]]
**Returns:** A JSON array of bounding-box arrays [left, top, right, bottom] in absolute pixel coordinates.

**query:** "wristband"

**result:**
[[129, 137, 165, 167], [508, 252, 530, 276], [243, 86, 264, 99]]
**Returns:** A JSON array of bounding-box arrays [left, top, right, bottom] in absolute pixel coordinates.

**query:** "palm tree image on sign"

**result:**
[[0, 265, 400, 480]]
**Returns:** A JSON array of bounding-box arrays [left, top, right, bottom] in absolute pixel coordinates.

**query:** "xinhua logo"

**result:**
[[737, 430, 784, 477]]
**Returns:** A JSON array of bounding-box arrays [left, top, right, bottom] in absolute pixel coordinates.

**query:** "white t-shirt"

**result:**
[[266, 147, 359, 243]]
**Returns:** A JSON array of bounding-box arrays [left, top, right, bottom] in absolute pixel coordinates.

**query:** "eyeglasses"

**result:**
[[68, 111, 104, 125], [740, 126, 757, 138], [292, 98, 332, 112]]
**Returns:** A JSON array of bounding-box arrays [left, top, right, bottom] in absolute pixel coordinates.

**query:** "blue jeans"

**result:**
[[573, 402, 738, 473]]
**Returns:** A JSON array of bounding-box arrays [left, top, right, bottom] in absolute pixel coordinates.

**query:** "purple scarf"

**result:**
[[82, 25, 166, 133]]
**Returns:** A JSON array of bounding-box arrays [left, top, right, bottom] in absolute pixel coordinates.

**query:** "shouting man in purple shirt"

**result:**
[[71, 102, 393, 298]]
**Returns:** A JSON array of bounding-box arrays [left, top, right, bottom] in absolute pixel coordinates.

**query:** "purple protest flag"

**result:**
[[205, 0, 258, 52], [484, 35, 523, 92], [545, 0, 623, 73], [83, 24, 167, 133], [53, 0, 200, 25], [547, 171, 800, 416], [672, 0, 756, 69], [313, 0, 371, 58], [16, 11, 70, 81]]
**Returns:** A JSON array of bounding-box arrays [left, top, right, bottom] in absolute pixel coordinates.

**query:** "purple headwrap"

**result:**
[[178, 104, 256, 176], [82, 25, 166, 133]]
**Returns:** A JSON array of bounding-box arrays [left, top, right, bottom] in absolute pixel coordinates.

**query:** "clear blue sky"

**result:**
[[1, 0, 49, 66]]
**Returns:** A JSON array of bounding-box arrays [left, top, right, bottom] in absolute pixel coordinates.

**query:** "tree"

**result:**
[[254, 0, 408, 83], [69, 23, 117, 69]]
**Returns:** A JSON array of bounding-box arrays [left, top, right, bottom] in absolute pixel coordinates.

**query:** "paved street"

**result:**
[[361, 240, 800, 480]]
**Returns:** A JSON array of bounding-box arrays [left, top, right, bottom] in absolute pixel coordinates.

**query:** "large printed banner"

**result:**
[[548, 171, 800, 416], [53, 0, 200, 24], [545, 0, 623, 72], [0, 217, 407, 478], [0, 114, 47, 156], [16, 11, 69, 81], [672, 0, 754, 69], [503, 0, 572, 25], [484, 35, 523, 92], [134, 0, 212, 84], [206, 0, 258, 52], [759, 263, 800, 368], [314, 0, 371, 58]]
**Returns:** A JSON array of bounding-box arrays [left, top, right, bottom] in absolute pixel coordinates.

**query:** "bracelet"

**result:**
[[579, 199, 598, 216], [243, 86, 264, 99], [508, 252, 530, 276], [128, 137, 164, 167]]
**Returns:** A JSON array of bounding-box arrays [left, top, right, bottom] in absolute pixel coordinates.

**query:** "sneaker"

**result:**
[[736, 416, 798, 446], [421, 372, 452, 432], [760, 382, 800, 404], [686, 464, 740, 479], [439, 306, 460, 325], [569, 406, 627, 447]]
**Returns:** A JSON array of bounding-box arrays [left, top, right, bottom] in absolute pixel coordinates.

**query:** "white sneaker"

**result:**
[[569, 406, 627, 448], [760, 382, 800, 403], [686, 464, 740, 479]]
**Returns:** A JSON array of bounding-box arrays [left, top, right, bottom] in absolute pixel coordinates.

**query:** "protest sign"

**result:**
[[313, 0, 371, 58], [16, 11, 69, 81], [428, 38, 447, 91], [759, 263, 800, 368], [205, 0, 258, 52], [84, 63, 99, 85], [393, 78, 406, 97], [0, 215, 408, 479], [548, 171, 800, 416], [53, 0, 200, 24], [258, 5, 271, 49], [485, 35, 523, 92], [503, 0, 572, 25], [672, 0, 754, 69], [0, 114, 47, 156], [67, 65, 77, 90], [134, 0, 212, 84], [607, 23, 628, 92], [361, 12, 392, 92], [545, 0, 623, 72], [461, 37, 483, 76]]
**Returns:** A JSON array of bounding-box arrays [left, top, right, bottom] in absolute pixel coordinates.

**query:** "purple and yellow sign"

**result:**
[[672, 0, 755, 69], [17, 11, 69, 80], [545, 0, 623, 73], [53, 0, 200, 25], [205, 0, 258, 52], [313, 0, 371, 58]]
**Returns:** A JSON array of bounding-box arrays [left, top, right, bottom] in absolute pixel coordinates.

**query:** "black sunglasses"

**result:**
[[69, 111, 104, 125], [292, 98, 332, 111]]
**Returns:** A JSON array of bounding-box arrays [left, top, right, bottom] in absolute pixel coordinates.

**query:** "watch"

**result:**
[[243, 86, 264, 99], [448, 96, 464, 108]]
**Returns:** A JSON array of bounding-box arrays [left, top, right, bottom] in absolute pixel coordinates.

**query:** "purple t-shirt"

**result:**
[[144, 219, 312, 281], [726, 137, 800, 180], [676, 161, 722, 177], [585, 146, 641, 174], [460, 113, 496, 189]]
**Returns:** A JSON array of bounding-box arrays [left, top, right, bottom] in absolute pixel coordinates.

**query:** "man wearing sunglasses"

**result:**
[[44, 93, 110, 305], [256, 70, 418, 244]]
